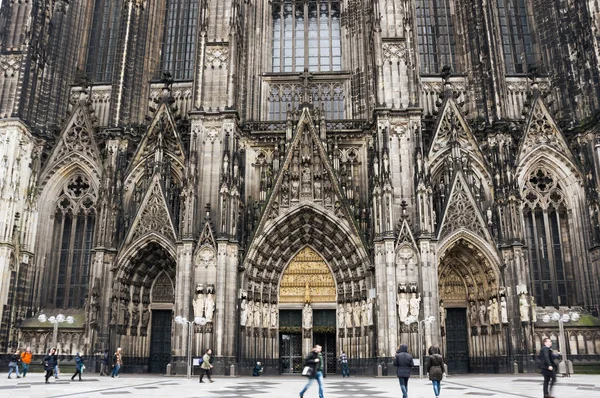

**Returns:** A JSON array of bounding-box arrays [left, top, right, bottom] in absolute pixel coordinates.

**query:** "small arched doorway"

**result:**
[[278, 247, 337, 374], [438, 238, 502, 373]]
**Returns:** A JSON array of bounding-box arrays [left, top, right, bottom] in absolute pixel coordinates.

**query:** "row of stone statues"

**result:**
[[397, 292, 421, 322], [193, 292, 215, 322], [240, 299, 278, 329], [465, 297, 508, 327], [519, 293, 537, 323], [334, 300, 374, 328]]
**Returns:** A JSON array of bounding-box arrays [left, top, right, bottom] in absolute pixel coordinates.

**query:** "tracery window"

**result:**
[[522, 168, 576, 307], [85, 0, 122, 82], [497, 0, 534, 74], [161, 0, 199, 80], [267, 81, 345, 121], [415, 0, 456, 74], [48, 175, 96, 308], [272, 0, 341, 73]]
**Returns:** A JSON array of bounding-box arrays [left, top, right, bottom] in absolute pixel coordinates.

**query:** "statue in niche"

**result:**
[[253, 301, 262, 328], [367, 298, 374, 326], [397, 293, 409, 322], [240, 298, 248, 326], [246, 301, 254, 328], [110, 298, 118, 326], [439, 301, 446, 327], [141, 306, 150, 330], [131, 305, 140, 328], [489, 297, 500, 325], [500, 296, 508, 324], [270, 304, 278, 328], [90, 294, 99, 324], [291, 179, 299, 200], [519, 293, 530, 322], [193, 291, 206, 319], [204, 293, 215, 322], [478, 300, 487, 326], [303, 303, 312, 329], [345, 302, 353, 328], [314, 179, 322, 199], [531, 296, 537, 323], [360, 299, 368, 327], [353, 301, 361, 327], [470, 301, 478, 326], [121, 300, 129, 326], [337, 303, 345, 329], [409, 293, 421, 317], [262, 302, 270, 329]]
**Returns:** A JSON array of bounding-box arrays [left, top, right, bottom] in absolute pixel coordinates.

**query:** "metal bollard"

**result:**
[[513, 361, 519, 374], [377, 364, 383, 377], [230, 364, 236, 377], [166, 363, 172, 376]]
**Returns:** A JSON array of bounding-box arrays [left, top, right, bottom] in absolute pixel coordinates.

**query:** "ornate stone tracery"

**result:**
[[279, 247, 336, 303]]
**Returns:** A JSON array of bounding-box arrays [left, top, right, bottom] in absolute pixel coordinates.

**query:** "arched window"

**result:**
[[161, 0, 199, 80], [48, 175, 96, 308], [522, 168, 576, 307], [497, 0, 534, 74], [415, 0, 457, 74]]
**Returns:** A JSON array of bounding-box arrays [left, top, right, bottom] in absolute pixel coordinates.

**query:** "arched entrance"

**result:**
[[278, 247, 337, 374], [113, 240, 176, 373], [438, 237, 504, 373]]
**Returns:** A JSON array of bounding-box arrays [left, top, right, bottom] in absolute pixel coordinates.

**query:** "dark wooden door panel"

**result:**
[[149, 310, 172, 374], [445, 308, 469, 373]]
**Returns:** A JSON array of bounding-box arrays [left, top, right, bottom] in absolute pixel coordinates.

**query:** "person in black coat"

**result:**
[[393, 344, 414, 398], [539, 338, 557, 398], [71, 352, 84, 381], [44, 348, 55, 384], [427, 346, 445, 398]]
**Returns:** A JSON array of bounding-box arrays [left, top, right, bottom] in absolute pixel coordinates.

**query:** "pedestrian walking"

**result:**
[[111, 347, 122, 378], [393, 344, 414, 398], [427, 346, 444, 398], [539, 337, 557, 398], [100, 350, 110, 376], [340, 351, 349, 377], [44, 349, 55, 384], [299, 344, 324, 398], [51, 348, 59, 379], [199, 348, 214, 383], [7, 349, 21, 379], [71, 352, 84, 381], [20, 347, 32, 378]]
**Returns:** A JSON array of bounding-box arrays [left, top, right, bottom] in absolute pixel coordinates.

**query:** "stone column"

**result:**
[[173, 241, 194, 357], [373, 241, 388, 356]]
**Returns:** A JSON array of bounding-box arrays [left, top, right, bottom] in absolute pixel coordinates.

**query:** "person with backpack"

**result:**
[[7, 349, 21, 379], [339, 351, 349, 377], [71, 352, 84, 381], [111, 347, 122, 378], [539, 337, 557, 398], [393, 344, 414, 398], [20, 347, 32, 378], [427, 346, 445, 398], [43, 348, 55, 384], [299, 344, 324, 398], [199, 348, 214, 383]]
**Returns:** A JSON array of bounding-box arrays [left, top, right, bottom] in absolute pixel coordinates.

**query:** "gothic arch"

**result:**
[[516, 152, 583, 201], [116, 233, 177, 282]]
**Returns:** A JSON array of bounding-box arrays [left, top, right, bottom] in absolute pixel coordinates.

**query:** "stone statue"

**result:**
[[120, 300, 129, 326], [531, 296, 537, 323], [193, 292, 205, 318], [262, 302, 270, 329], [353, 301, 361, 327], [337, 304, 345, 329], [90, 295, 99, 324], [303, 303, 312, 329], [131, 305, 140, 328], [141, 306, 150, 334], [367, 298, 374, 326], [478, 300, 487, 326], [254, 301, 262, 327], [360, 299, 368, 327], [110, 298, 118, 325], [409, 293, 421, 317], [345, 302, 353, 328], [470, 301, 478, 325], [270, 303, 278, 328], [519, 293, 530, 322], [240, 298, 248, 326], [489, 297, 500, 325], [246, 301, 254, 328], [397, 293, 409, 322], [500, 296, 508, 324], [204, 294, 215, 322], [439, 301, 446, 327]]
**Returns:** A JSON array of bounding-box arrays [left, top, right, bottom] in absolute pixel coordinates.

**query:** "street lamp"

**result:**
[[542, 310, 580, 365], [38, 313, 75, 348], [175, 315, 205, 379], [405, 315, 436, 379]]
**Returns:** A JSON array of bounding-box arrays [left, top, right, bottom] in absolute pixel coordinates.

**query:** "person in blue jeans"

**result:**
[[300, 344, 324, 398], [393, 344, 414, 398], [111, 347, 122, 378], [427, 346, 445, 398], [340, 351, 349, 377]]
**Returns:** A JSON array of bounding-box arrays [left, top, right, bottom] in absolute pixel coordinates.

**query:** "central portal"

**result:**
[[278, 247, 338, 374]]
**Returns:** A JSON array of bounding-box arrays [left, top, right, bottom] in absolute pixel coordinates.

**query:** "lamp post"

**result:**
[[175, 315, 205, 379], [405, 315, 435, 379], [542, 310, 580, 364], [38, 313, 75, 348]]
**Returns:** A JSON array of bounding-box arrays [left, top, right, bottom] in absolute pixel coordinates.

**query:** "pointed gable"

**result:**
[[198, 219, 216, 249], [517, 94, 575, 164], [437, 171, 490, 241], [428, 97, 488, 175], [39, 103, 102, 186], [124, 173, 177, 245], [251, 107, 362, 241], [395, 218, 417, 251]]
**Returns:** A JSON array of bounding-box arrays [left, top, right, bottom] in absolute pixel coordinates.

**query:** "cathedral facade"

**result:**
[[1, 0, 600, 374]]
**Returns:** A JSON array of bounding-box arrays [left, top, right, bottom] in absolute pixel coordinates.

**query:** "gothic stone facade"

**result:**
[[1, 0, 600, 374]]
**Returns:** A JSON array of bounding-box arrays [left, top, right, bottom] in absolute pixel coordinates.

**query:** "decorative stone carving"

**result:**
[[360, 299, 368, 327], [270, 303, 278, 328], [438, 175, 486, 240], [489, 297, 500, 325], [478, 300, 487, 326], [353, 301, 361, 327], [397, 293, 409, 322], [303, 303, 312, 329], [152, 273, 174, 303], [469, 301, 478, 326], [246, 301, 254, 328], [193, 289, 206, 319], [409, 293, 421, 317], [204, 293, 215, 322], [240, 298, 248, 326], [367, 298, 374, 326], [337, 303, 345, 328], [279, 247, 336, 303], [129, 181, 176, 242], [500, 296, 508, 324], [519, 293, 530, 322], [205, 45, 229, 69], [254, 301, 262, 327], [345, 302, 353, 328], [439, 301, 446, 327]]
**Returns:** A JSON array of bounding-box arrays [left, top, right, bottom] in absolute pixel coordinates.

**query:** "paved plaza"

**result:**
[[1, 373, 599, 398]]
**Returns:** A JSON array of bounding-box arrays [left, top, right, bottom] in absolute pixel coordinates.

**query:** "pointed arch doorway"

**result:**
[[278, 247, 337, 374]]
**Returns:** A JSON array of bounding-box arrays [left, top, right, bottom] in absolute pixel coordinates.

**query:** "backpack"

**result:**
[[198, 357, 203, 364]]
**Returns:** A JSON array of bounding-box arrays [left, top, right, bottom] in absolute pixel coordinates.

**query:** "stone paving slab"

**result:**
[[0, 373, 597, 398]]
